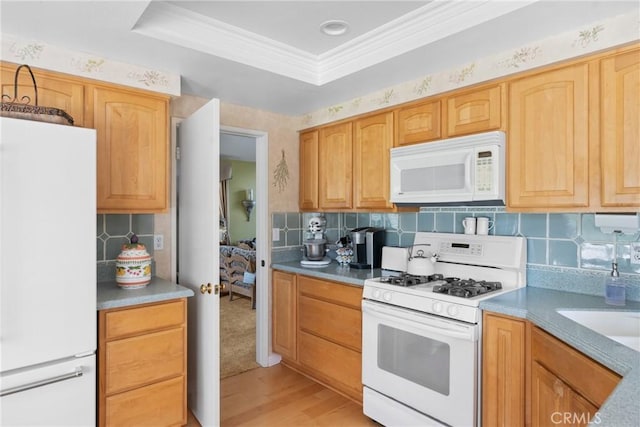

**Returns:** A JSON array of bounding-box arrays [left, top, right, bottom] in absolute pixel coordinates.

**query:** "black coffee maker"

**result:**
[[349, 227, 385, 269]]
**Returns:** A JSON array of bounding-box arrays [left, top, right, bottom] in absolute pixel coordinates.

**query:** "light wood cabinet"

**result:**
[[353, 112, 394, 210], [272, 270, 297, 360], [272, 271, 363, 403], [88, 85, 169, 213], [482, 312, 527, 427], [600, 48, 640, 207], [396, 99, 442, 146], [508, 63, 591, 209], [98, 299, 187, 427], [318, 122, 353, 209], [482, 312, 621, 427], [447, 83, 503, 137], [299, 130, 319, 210], [1, 63, 85, 126]]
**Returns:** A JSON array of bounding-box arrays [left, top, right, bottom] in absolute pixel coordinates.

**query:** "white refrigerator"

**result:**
[[0, 117, 97, 426]]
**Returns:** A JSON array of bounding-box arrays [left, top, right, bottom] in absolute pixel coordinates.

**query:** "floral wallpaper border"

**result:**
[[301, 10, 640, 128], [1, 33, 180, 96]]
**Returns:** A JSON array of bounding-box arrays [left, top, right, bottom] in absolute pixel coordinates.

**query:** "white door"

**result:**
[[177, 99, 220, 426]]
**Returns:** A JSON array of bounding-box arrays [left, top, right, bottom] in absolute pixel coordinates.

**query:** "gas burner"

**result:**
[[380, 273, 431, 287], [432, 279, 502, 298]]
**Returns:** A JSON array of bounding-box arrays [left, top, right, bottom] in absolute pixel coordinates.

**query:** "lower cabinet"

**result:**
[[482, 312, 621, 427], [272, 270, 363, 403], [98, 299, 187, 427]]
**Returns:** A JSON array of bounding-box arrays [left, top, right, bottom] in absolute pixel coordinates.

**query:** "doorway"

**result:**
[[170, 119, 273, 370]]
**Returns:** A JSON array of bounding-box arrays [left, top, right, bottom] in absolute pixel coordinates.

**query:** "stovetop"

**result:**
[[363, 232, 527, 323]]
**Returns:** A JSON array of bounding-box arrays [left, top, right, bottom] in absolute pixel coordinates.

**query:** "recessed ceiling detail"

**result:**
[[320, 20, 349, 37], [132, 0, 538, 86]]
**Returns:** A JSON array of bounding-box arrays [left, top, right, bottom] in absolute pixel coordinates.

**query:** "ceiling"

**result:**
[[1, 1, 638, 116]]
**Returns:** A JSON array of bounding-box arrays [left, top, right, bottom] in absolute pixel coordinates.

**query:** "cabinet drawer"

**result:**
[[105, 327, 185, 394], [298, 276, 362, 308], [299, 295, 361, 351], [299, 330, 362, 400], [531, 327, 620, 406], [105, 375, 185, 427], [104, 299, 185, 339]]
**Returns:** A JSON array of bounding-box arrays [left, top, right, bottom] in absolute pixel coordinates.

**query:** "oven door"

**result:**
[[362, 299, 479, 427]]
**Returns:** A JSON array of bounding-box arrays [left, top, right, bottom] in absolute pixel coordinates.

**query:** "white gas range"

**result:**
[[362, 232, 526, 427]]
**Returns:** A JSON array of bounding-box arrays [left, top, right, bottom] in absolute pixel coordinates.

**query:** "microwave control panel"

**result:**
[[475, 150, 494, 193]]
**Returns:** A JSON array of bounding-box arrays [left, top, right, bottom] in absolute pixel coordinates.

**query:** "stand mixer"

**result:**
[[301, 214, 331, 266]]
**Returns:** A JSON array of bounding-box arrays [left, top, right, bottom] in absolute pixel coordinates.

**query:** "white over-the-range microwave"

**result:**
[[390, 130, 506, 206]]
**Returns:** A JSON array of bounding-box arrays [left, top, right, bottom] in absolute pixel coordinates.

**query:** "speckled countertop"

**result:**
[[272, 261, 640, 426], [271, 260, 378, 286], [480, 288, 640, 427], [97, 277, 194, 310]]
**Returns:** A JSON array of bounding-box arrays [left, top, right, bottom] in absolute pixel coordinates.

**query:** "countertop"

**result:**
[[272, 261, 640, 426], [97, 277, 194, 310], [271, 260, 378, 286], [480, 288, 640, 427]]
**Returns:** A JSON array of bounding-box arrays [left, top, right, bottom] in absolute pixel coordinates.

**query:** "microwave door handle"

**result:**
[[363, 302, 476, 342]]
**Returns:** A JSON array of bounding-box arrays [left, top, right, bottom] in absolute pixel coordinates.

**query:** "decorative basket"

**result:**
[[0, 64, 74, 126], [115, 236, 152, 289]]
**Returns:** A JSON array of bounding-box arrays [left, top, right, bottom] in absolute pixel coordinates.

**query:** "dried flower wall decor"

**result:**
[[273, 149, 290, 193]]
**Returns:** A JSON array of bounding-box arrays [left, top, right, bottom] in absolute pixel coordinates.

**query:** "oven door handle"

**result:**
[[362, 300, 477, 342]]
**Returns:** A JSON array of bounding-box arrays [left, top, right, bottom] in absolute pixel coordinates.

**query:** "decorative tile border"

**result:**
[[1, 34, 181, 96]]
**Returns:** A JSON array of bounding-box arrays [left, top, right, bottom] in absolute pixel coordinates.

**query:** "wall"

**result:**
[[272, 210, 640, 301], [227, 159, 256, 244]]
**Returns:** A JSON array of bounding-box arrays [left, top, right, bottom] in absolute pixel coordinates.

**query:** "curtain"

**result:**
[[219, 179, 230, 245]]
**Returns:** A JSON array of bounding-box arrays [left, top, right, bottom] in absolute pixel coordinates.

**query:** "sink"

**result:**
[[557, 310, 640, 352]]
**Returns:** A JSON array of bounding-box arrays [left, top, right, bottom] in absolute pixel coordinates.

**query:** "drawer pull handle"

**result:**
[[1, 367, 83, 397]]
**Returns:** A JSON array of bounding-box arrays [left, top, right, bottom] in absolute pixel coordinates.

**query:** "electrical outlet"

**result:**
[[154, 234, 164, 250], [631, 243, 640, 265]]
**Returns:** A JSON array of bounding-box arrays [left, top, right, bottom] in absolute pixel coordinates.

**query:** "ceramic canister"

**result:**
[[115, 241, 152, 289]]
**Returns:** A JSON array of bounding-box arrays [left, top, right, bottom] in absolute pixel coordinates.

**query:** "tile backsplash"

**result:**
[[273, 209, 640, 300], [96, 214, 155, 282]]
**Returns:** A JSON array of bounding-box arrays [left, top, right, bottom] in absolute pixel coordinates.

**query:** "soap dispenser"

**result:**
[[604, 238, 625, 306]]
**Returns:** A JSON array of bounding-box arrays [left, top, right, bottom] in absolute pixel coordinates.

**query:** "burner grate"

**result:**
[[432, 279, 502, 298], [379, 273, 431, 287]]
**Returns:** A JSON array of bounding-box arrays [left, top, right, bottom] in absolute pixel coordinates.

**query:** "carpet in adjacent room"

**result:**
[[220, 294, 259, 379]]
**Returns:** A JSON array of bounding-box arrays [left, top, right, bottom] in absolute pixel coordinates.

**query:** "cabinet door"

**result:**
[[1, 64, 85, 126], [89, 86, 169, 213], [508, 64, 590, 208], [272, 270, 297, 360], [447, 84, 503, 136], [482, 312, 526, 427], [600, 49, 640, 207], [396, 99, 441, 146], [531, 361, 568, 427], [354, 112, 394, 210], [319, 122, 353, 209], [299, 130, 319, 210]]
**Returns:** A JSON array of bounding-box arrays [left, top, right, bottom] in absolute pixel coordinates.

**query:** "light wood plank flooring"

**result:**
[[189, 364, 378, 426]]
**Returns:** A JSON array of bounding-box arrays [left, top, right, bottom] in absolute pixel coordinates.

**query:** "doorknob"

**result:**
[[200, 283, 225, 295]]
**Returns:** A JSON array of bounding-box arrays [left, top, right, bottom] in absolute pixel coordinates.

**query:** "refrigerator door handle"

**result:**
[[0, 367, 83, 397]]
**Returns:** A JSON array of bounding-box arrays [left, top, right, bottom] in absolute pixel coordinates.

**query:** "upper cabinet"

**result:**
[[353, 112, 394, 210], [299, 130, 319, 211], [600, 48, 640, 208], [396, 99, 441, 146], [87, 86, 169, 213], [1, 62, 170, 213], [447, 84, 504, 137], [508, 63, 590, 209], [318, 122, 353, 210], [1, 64, 85, 126]]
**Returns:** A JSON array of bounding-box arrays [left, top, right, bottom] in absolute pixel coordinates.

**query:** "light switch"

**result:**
[[272, 228, 280, 241]]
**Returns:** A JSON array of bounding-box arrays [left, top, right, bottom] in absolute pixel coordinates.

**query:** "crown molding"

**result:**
[[133, 0, 538, 86]]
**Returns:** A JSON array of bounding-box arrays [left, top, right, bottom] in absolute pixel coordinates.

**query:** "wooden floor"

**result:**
[[188, 364, 378, 426]]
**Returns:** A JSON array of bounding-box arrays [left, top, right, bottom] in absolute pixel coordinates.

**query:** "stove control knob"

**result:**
[[383, 292, 392, 302], [447, 305, 459, 317], [372, 290, 381, 299], [432, 302, 442, 313]]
